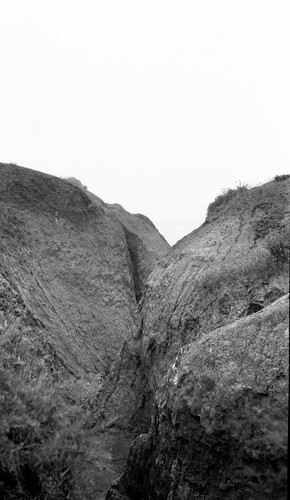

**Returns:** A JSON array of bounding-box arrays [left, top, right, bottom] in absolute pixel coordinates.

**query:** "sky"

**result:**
[[0, 1, 289, 245]]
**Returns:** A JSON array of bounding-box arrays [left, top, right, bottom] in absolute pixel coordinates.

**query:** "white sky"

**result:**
[[1, 1, 289, 244]]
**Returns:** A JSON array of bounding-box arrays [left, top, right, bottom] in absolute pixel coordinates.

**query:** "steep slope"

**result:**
[[104, 204, 169, 303], [108, 294, 288, 499], [0, 162, 169, 387], [101, 178, 289, 499], [139, 180, 289, 387], [86, 190, 169, 303]]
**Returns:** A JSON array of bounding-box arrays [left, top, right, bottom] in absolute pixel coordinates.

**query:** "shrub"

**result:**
[[240, 403, 288, 499], [0, 321, 88, 500], [265, 231, 290, 265], [206, 183, 249, 221], [64, 177, 88, 191], [274, 174, 289, 182]]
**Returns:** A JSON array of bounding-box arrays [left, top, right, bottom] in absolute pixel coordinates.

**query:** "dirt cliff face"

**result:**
[[104, 179, 289, 499], [0, 163, 170, 386]]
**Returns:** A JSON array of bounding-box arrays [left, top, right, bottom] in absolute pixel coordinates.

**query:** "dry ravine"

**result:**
[[0, 165, 289, 499], [0, 162, 169, 499]]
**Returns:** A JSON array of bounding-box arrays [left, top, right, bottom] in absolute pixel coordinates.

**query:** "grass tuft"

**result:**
[[0, 320, 95, 500], [274, 174, 289, 182], [206, 184, 249, 221]]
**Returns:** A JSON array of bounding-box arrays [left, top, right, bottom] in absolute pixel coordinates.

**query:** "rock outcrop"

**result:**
[[0, 163, 170, 386], [104, 205, 169, 303], [103, 178, 289, 499], [1, 163, 288, 499], [108, 295, 288, 499]]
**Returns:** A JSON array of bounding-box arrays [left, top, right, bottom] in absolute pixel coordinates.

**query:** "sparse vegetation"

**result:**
[[207, 174, 290, 223], [274, 174, 289, 182], [0, 320, 94, 500], [206, 183, 249, 221], [199, 239, 289, 296], [236, 401, 288, 499], [265, 230, 290, 266], [64, 177, 88, 191]]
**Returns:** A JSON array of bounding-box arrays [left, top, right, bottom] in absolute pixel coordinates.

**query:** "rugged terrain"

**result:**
[[102, 178, 289, 499], [0, 165, 289, 499], [107, 294, 288, 499], [0, 162, 169, 390]]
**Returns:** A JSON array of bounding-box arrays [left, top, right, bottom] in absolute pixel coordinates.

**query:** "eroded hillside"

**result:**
[[0, 166, 288, 499], [0, 163, 170, 389], [101, 178, 289, 499]]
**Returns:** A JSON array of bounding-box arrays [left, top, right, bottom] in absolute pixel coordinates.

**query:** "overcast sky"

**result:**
[[1, 1, 289, 244]]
